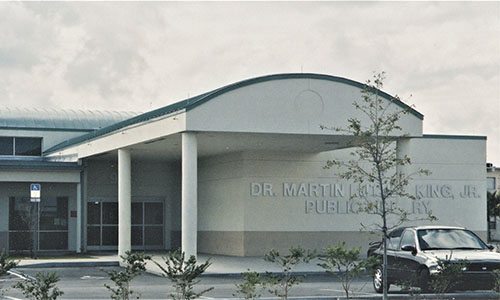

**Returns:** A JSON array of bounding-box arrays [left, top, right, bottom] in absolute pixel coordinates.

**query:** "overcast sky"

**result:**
[[1, 2, 499, 165]]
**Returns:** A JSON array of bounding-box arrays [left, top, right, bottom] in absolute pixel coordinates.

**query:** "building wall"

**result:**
[[187, 78, 423, 137], [198, 153, 246, 255], [197, 136, 487, 256]]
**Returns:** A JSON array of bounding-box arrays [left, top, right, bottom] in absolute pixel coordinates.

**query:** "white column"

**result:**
[[76, 182, 82, 253], [182, 132, 198, 258], [118, 149, 132, 258]]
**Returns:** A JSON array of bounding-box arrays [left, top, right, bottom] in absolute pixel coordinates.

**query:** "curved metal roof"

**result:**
[[45, 73, 424, 154], [0, 107, 139, 131]]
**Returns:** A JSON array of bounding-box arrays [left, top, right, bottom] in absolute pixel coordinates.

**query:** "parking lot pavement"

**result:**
[[2, 266, 500, 300]]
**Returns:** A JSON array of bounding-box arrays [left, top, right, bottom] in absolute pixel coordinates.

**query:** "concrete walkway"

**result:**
[[16, 252, 326, 277]]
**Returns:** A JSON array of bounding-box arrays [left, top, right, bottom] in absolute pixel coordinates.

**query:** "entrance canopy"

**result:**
[[45, 73, 423, 162]]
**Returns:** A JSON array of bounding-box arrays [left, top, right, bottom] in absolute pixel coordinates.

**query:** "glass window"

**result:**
[[87, 202, 101, 225], [102, 203, 118, 224], [132, 203, 143, 225], [145, 226, 163, 246], [15, 137, 42, 156], [40, 197, 68, 230], [9, 232, 32, 251], [132, 226, 143, 246], [488, 177, 496, 191], [87, 227, 100, 246], [40, 232, 67, 250], [400, 230, 416, 248], [102, 226, 118, 246], [387, 228, 404, 250], [0, 137, 13, 155], [417, 229, 487, 250], [9, 197, 35, 231], [145, 203, 163, 225]]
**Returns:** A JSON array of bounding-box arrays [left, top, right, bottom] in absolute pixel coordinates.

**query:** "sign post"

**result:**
[[30, 184, 41, 259]]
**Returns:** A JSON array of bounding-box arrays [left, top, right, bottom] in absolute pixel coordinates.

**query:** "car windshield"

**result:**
[[417, 229, 487, 250]]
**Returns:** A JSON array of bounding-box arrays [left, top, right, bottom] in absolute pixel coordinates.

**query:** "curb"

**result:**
[[16, 261, 120, 269]]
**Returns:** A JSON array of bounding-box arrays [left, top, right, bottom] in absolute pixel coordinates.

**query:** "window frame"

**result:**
[[0, 136, 42, 158]]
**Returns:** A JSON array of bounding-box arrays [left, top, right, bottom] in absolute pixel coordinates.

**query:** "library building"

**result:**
[[0, 73, 487, 257]]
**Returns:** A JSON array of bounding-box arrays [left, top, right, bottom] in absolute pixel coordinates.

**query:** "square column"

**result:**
[[182, 132, 197, 258], [118, 149, 132, 258]]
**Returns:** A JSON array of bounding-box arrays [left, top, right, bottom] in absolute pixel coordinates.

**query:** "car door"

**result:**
[[396, 229, 421, 283], [385, 228, 404, 282]]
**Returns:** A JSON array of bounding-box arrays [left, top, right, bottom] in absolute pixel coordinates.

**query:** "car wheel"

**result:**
[[418, 268, 430, 293], [373, 266, 390, 293]]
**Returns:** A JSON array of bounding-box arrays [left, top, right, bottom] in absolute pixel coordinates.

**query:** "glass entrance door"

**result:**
[[87, 200, 164, 250], [87, 201, 118, 250]]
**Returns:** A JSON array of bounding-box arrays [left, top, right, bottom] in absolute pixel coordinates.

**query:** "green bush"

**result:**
[[263, 246, 316, 300], [154, 249, 213, 300], [233, 270, 263, 300], [0, 250, 19, 296], [14, 271, 64, 300], [318, 242, 377, 299], [104, 251, 151, 300], [430, 256, 468, 297]]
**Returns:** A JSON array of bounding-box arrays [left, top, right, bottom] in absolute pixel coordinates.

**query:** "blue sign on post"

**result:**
[[30, 183, 41, 202]]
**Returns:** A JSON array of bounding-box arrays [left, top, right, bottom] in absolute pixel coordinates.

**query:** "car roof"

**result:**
[[401, 225, 466, 231]]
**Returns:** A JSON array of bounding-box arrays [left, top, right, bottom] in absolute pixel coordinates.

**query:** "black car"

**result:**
[[368, 225, 500, 293]]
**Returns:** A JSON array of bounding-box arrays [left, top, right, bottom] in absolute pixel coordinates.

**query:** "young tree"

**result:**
[[14, 271, 64, 300], [322, 72, 433, 299], [233, 270, 263, 300], [154, 249, 213, 300], [0, 250, 19, 296], [104, 251, 151, 300], [429, 255, 468, 298], [318, 242, 378, 299], [263, 246, 316, 300]]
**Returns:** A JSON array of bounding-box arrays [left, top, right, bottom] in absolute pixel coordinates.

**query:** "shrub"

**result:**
[[104, 251, 151, 300], [14, 271, 64, 300], [154, 249, 213, 300], [233, 270, 263, 300], [263, 246, 316, 300], [318, 242, 377, 299]]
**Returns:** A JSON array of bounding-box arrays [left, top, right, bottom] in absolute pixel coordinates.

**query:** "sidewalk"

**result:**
[[16, 252, 326, 277]]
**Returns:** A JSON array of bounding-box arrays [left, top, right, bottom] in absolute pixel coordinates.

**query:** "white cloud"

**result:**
[[0, 1, 498, 164]]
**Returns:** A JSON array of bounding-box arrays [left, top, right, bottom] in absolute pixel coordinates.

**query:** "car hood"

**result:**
[[421, 249, 500, 263]]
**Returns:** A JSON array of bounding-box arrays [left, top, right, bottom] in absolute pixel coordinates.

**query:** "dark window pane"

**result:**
[[9, 197, 36, 231], [15, 137, 41, 156], [132, 226, 143, 246], [132, 203, 143, 225], [40, 232, 67, 250], [40, 197, 68, 230], [144, 226, 163, 246], [102, 203, 118, 224], [0, 137, 13, 155], [87, 202, 101, 225], [145, 203, 163, 225], [9, 231, 33, 251], [102, 226, 118, 246], [87, 226, 100, 246]]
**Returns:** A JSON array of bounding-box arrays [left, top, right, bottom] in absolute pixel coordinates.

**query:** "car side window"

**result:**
[[400, 230, 416, 249], [387, 228, 404, 250]]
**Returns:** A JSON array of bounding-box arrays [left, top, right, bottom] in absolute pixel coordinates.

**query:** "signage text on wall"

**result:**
[[250, 182, 481, 215]]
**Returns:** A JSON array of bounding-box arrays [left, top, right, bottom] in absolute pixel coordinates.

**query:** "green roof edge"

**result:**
[[421, 134, 487, 140], [44, 73, 423, 155]]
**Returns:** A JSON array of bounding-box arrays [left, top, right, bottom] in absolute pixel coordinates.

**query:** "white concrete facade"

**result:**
[[0, 74, 488, 256]]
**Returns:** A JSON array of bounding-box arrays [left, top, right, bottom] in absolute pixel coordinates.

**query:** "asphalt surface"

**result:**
[[2, 266, 500, 300]]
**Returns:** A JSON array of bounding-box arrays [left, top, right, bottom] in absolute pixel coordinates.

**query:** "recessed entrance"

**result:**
[[86, 199, 164, 250]]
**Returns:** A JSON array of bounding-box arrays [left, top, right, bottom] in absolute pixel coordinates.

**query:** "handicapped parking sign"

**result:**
[[30, 183, 41, 202]]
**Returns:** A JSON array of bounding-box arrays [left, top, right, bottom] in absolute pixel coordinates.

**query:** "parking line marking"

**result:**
[[4, 296, 24, 300]]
